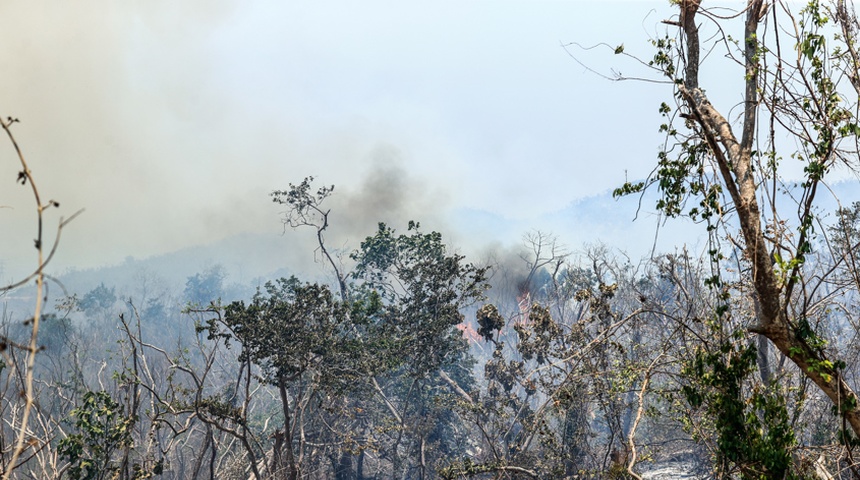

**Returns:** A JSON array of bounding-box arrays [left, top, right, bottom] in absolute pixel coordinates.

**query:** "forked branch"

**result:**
[[0, 117, 79, 480]]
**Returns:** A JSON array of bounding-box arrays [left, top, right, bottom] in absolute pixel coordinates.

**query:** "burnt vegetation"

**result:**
[[9, 1, 860, 478]]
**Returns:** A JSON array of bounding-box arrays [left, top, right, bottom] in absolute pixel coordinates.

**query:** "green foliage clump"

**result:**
[[681, 334, 806, 479], [184, 265, 225, 306], [351, 221, 489, 377], [208, 277, 358, 389], [58, 390, 162, 480], [78, 283, 117, 313]]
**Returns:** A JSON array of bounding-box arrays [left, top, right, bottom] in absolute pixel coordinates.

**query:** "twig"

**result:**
[[0, 117, 76, 480]]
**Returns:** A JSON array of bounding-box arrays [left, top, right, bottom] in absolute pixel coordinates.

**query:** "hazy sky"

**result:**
[[0, 1, 762, 282]]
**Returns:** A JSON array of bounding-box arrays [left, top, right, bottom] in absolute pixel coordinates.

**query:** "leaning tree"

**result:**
[[613, 0, 860, 447]]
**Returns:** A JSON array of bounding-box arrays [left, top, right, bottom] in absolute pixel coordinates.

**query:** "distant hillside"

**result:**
[[5, 178, 859, 320]]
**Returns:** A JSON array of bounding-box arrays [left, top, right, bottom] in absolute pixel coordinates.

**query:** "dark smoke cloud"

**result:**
[[0, 2, 455, 283], [260, 145, 453, 281], [329, 144, 450, 240], [0, 1, 691, 291]]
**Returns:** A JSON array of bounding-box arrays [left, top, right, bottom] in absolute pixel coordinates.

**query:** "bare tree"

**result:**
[[0, 117, 81, 479]]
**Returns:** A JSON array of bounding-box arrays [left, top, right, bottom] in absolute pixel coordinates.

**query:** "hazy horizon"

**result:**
[[2, 0, 857, 285]]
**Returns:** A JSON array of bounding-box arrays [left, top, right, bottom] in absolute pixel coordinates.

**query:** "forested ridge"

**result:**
[[7, 0, 860, 478]]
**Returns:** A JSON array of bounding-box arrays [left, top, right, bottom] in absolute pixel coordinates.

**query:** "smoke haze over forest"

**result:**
[[0, 1, 687, 283], [8, 1, 860, 478], [3, 0, 853, 284]]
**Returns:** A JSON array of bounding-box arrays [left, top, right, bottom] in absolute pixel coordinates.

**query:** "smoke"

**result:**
[[0, 1, 243, 279], [257, 145, 452, 281], [329, 145, 449, 240], [0, 1, 681, 289], [0, 1, 454, 283], [0, 0, 484, 286]]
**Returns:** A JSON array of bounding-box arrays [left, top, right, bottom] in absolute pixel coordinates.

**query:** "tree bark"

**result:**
[[277, 379, 299, 480], [677, 0, 860, 437]]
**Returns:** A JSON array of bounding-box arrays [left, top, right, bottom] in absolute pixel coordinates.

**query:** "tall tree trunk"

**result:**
[[676, 0, 860, 437], [277, 379, 299, 480]]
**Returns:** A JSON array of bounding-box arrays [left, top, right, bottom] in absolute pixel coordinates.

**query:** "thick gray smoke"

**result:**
[[264, 146, 452, 282], [0, 2, 454, 285], [0, 1, 697, 290], [329, 145, 449, 241], [0, 1, 241, 281]]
